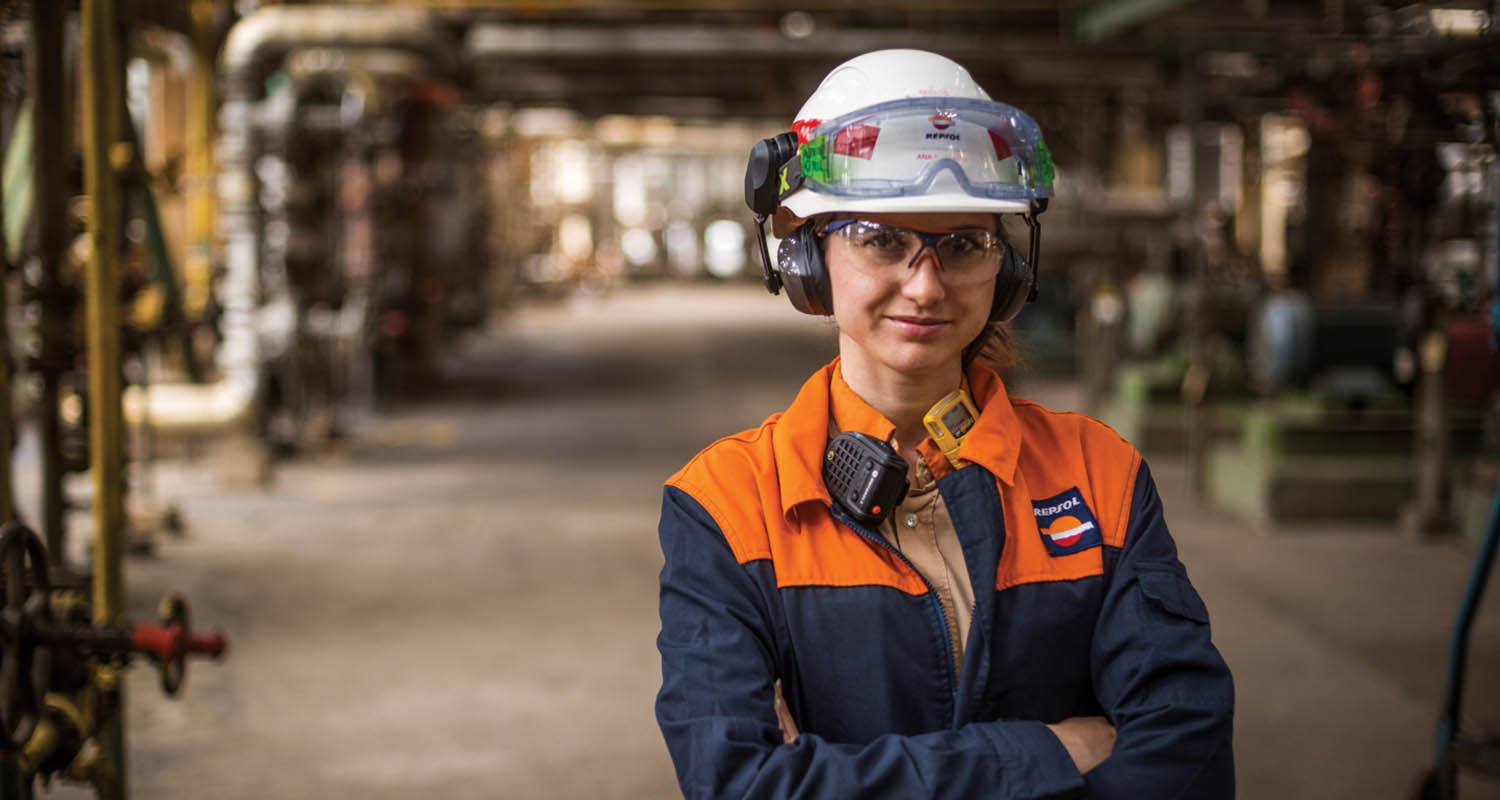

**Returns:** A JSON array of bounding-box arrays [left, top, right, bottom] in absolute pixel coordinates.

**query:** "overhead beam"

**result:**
[[360, 0, 1088, 9], [466, 23, 1074, 63], [1074, 0, 1199, 43]]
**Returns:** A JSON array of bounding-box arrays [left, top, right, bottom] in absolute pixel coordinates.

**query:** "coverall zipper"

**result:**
[[830, 506, 960, 717]]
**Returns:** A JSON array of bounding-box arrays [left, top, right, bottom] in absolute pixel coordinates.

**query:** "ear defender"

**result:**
[[990, 203, 1045, 322], [744, 133, 800, 297], [990, 235, 1033, 323], [776, 224, 834, 316]]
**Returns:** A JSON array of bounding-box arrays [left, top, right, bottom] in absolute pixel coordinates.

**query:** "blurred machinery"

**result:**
[[1066, 3, 1500, 539], [0, 522, 227, 798], [213, 5, 490, 435], [1, 1, 232, 797], [0, 0, 1494, 789], [1213, 35, 1499, 534]]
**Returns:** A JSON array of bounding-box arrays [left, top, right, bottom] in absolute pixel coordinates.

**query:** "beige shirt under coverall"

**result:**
[[828, 367, 975, 680]]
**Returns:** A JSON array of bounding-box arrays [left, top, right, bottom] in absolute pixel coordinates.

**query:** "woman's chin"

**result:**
[[872, 341, 966, 377]]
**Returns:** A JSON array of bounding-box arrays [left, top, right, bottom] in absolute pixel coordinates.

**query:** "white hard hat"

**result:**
[[776, 49, 1052, 229], [792, 49, 994, 128]]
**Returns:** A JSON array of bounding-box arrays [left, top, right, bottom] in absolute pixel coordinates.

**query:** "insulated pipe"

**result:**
[[126, 5, 453, 433], [220, 5, 452, 97]]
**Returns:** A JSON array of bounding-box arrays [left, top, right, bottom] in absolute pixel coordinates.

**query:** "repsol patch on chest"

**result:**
[[1032, 487, 1102, 556]]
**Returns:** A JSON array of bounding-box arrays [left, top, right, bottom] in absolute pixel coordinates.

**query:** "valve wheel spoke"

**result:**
[[0, 523, 51, 750]]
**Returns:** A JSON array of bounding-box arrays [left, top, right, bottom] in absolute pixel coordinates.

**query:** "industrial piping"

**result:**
[[124, 5, 454, 433]]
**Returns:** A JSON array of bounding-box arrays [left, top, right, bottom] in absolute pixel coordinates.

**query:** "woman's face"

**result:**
[[825, 212, 999, 382]]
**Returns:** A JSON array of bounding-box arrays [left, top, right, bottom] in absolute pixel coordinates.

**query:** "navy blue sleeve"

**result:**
[[1086, 461, 1236, 798], [656, 486, 1087, 800]]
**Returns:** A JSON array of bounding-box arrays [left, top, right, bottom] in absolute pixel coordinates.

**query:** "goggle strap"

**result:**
[[778, 157, 805, 203]]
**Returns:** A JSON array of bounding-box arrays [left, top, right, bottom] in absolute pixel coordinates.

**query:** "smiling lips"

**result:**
[[886, 315, 951, 337]]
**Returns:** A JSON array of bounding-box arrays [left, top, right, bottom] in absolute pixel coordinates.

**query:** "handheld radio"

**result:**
[[823, 432, 909, 528], [923, 390, 980, 468]]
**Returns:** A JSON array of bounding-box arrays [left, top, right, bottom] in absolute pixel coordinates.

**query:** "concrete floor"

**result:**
[[21, 283, 1500, 798]]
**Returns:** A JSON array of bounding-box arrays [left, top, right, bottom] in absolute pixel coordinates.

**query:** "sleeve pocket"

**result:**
[[1136, 564, 1210, 624]]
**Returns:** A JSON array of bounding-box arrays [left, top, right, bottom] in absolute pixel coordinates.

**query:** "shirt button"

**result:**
[[905, 513, 919, 528]]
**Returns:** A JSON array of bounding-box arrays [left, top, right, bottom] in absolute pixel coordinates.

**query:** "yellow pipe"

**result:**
[[81, 4, 130, 793], [184, 0, 217, 320], [82, 0, 125, 628]]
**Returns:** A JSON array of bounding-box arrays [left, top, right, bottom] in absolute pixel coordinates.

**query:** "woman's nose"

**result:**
[[901, 246, 947, 302]]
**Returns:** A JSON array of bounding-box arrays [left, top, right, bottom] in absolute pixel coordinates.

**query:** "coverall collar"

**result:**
[[774, 357, 1022, 523]]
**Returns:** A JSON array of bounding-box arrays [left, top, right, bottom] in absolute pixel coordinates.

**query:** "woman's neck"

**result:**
[[839, 346, 962, 458]]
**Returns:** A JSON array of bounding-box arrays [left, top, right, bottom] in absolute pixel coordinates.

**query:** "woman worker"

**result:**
[[655, 49, 1234, 798]]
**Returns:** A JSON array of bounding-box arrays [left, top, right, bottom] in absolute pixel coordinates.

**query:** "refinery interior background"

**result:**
[[0, 0, 1496, 797]]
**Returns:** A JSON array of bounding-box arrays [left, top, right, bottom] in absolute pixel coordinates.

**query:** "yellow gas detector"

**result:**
[[923, 389, 979, 468]]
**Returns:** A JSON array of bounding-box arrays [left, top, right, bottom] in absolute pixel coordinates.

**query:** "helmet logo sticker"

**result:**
[[924, 113, 961, 145], [1032, 488, 1102, 557]]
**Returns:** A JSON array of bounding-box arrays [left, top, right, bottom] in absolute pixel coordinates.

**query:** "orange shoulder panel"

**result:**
[[770, 512, 927, 594], [995, 401, 1142, 592], [667, 418, 784, 564], [667, 419, 926, 595]]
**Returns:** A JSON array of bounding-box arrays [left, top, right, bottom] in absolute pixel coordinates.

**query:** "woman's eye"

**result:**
[[858, 229, 910, 253], [943, 234, 985, 256]]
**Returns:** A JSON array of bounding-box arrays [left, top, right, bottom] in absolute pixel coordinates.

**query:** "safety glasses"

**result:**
[[787, 97, 1056, 204], [818, 219, 1006, 287]]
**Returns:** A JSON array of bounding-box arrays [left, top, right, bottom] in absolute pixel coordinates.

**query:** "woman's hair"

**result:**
[[963, 213, 1024, 369], [963, 321, 1021, 370]]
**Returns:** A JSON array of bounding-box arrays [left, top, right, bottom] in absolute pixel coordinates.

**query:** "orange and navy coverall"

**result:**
[[656, 358, 1234, 798]]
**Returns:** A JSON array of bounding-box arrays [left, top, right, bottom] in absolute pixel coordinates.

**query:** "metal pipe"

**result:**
[[82, 0, 128, 795], [1179, 53, 1209, 502], [1435, 477, 1500, 774], [183, 0, 217, 322], [32, 0, 68, 561], [465, 23, 1074, 63], [122, 374, 257, 432], [128, 4, 452, 434], [221, 4, 453, 95], [0, 220, 12, 530], [0, 90, 12, 532], [82, 0, 126, 626]]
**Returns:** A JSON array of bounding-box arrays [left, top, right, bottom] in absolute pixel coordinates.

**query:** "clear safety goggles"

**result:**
[[784, 97, 1055, 205], [818, 219, 1005, 287]]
